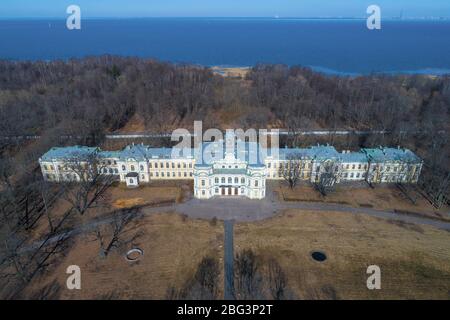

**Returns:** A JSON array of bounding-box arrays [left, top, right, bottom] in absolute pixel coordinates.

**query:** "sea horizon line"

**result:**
[[0, 16, 449, 22]]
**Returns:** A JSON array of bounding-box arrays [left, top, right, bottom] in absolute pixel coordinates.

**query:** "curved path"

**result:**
[[174, 196, 450, 231], [21, 192, 450, 253]]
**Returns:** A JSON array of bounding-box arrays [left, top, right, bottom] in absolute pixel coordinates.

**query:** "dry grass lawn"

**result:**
[[235, 209, 450, 299], [278, 184, 450, 221], [110, 184, 183, 209], [27, 184, 185, 241], [26, 213, 223, 299]]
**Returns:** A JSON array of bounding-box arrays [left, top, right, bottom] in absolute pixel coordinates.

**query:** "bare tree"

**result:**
[[94, 207, 141, 258], [315, 160, 341, 196], [0, 157, 13, 190], [1, 224, 71, 298], [168, 256, 221, 300], [62, 152, 114, 216], [279, 154, 302, 189], [234, 249, 263, 300], [191, 256, 221, 299], [267, 258, 287, 300]]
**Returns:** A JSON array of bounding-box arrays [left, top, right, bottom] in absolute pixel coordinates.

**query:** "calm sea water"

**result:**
[[0, 18, 450, 75]]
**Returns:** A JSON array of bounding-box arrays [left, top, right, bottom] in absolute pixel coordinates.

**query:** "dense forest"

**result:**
[[0, 56, 448, 137], [0, 56, 448, 298]]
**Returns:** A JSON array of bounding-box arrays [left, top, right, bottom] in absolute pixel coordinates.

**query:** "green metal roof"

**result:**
[[362, 147, 421, 163], [41, 146, 98, 161]]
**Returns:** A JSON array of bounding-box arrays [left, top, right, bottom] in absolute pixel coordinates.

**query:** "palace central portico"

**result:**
[[193, 136, 266, 199]]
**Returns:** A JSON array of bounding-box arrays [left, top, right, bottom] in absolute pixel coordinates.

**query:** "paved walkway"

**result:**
[[223, 220, 235, 300], [172, 196, 450, 230]]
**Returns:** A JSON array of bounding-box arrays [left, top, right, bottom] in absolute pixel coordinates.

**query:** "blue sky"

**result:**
[[0, 0, 449, 19]]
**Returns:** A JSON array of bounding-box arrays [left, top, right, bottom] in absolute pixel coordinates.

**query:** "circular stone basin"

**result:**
[[126, 248, 144, 262], [311, 251, 327, 262]]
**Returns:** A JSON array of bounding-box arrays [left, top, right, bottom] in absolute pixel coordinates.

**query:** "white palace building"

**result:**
[[39, 131, 423, 200]]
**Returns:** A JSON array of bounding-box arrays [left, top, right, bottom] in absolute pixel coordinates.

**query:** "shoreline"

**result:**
[[0, 56, 449, 77], [209, 64, 450, 77]]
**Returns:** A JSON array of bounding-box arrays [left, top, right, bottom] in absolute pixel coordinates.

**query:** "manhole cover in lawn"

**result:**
[[311, 251, 327, 262], [126, 248, 144, 262]]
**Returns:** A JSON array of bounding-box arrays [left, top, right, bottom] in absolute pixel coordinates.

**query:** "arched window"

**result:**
[[228, 177, 232, 184], [122, 165, 126, 171], [140, 165, 144, 171], [234, 177, 239, 184], [241, 178, 245, 184], [255, 180, 259, 187], [215, 178, 219, 183], [131, 165, 135, 171], [221, 177, 225, 183]]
